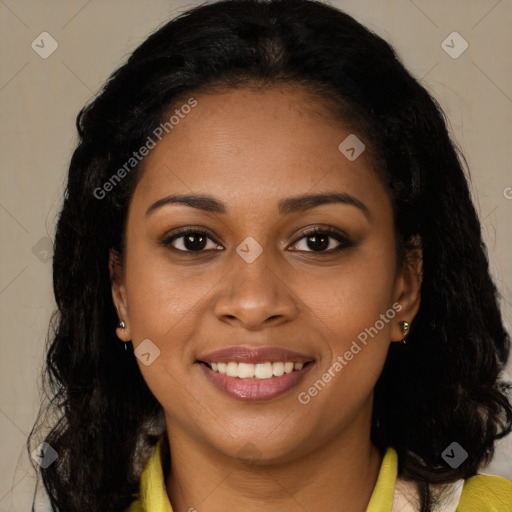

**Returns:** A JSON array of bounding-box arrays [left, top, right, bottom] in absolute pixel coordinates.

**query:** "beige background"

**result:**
[[1, 0, 511, 509]]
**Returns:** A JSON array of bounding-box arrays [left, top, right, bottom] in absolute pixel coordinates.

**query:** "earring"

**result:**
[[117, 321, 128, 350], [399, 320, 410, 344]]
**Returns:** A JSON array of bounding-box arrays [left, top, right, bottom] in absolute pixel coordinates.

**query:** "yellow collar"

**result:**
[[127, 437, 512, 511], [128, 439, 398, 512]]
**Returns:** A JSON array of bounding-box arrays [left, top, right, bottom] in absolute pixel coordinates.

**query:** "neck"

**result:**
[[165, 405, 382, 512]]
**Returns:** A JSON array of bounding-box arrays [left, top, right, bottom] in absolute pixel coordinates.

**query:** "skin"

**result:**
[[110, 85, 423, 512]]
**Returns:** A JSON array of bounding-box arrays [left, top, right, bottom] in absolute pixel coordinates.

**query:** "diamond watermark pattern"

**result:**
[[237, 442, 263, 467], [236, 236, 263, 264], [32, 236, 53, 263], [31, 32, 59, 59], [31, 442, 58, 469], [441, 442, 468, 468], [134, 338, 161, 366], [338, 134, 365, 161], [441, 32, 468, 59]]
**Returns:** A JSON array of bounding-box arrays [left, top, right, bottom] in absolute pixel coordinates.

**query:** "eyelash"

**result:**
[[160, 226, 355, 255]]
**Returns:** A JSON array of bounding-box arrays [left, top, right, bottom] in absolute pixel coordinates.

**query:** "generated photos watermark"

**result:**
[[93, 97, 198, 200], [298, 302, 403, 404]]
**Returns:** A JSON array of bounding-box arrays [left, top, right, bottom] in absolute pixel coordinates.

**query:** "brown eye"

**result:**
[[289, 228, 354, 253], [161, 229, 222, 252]]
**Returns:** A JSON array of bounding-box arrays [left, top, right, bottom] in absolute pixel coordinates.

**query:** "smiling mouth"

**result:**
[[197, 360, 315, 380]]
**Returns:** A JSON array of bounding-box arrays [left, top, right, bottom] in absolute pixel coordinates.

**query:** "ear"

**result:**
[[391, 236, 423, 342], [109, 249, 131, 342]]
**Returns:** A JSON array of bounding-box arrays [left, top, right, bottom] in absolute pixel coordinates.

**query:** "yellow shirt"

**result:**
[[127, 438, 512, 512]]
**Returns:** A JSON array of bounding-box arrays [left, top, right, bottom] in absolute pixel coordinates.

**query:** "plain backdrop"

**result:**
[[1, 0, 511, 509]]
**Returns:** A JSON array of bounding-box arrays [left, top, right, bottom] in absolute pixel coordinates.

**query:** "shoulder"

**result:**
[[393, 474, 512, 512], [457, 473, 512, 511]]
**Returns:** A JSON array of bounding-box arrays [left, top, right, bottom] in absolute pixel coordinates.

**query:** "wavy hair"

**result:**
[[29, 0, 512, 510]]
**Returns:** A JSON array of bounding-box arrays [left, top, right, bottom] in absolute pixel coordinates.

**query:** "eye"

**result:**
[[161, 226, 355, 255], [161, 228, 222, 253], [289, 227, 354, 253]]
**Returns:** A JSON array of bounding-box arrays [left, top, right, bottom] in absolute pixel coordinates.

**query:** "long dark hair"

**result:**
[[29, 0, 512, 510]]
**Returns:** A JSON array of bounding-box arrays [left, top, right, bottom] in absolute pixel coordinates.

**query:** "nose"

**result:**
[[213, 243, 298, 330]]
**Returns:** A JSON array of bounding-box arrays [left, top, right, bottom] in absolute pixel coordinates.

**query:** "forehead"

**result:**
[[130, 86, 389, 218]]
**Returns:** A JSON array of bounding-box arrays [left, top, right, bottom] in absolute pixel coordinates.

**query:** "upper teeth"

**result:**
[[209, 361, 304, 379]]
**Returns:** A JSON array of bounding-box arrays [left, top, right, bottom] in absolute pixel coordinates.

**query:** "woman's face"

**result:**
[[112, 85, 422, 463]]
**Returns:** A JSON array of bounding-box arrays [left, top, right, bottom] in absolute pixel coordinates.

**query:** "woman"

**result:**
[[29, 0, 512, 510]]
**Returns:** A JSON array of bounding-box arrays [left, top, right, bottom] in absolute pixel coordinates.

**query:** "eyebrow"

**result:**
[[145, 192, 370, 219]]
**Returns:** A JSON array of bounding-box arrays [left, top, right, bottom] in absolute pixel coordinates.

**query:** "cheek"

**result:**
[[122, 253, 204, 409], [297, 237, 397, 416], [304, 237, 397, 341], [124, 240, 207, 342]]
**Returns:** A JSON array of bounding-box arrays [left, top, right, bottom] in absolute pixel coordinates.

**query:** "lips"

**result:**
[[196, 346, 315, 402]]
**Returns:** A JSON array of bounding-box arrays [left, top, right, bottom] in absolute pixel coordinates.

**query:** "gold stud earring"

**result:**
[[399, 320, 410, 344]]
